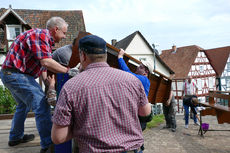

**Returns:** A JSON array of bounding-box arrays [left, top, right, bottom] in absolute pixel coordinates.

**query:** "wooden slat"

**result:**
[[69, 31, 91, 68], [216, 110, 230, 124], [0, 112, 35, 120], [201, 108, 216, 116], [200, 102, 230, 112], [209, 91, 230, 100]]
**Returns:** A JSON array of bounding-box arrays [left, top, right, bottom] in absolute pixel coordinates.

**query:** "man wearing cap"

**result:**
[[51, 35, 152, 153]]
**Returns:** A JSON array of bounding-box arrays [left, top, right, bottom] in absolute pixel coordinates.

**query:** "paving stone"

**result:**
[[0, 115, 229, 153]]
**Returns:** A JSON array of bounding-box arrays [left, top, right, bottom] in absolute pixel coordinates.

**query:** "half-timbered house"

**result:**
[[160, 45, 216, 113]]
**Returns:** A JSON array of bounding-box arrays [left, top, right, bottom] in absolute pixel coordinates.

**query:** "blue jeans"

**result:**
[[0, 70, 52, 149], [183, 104, 197, 125]]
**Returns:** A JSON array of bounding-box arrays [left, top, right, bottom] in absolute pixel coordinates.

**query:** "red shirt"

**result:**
[[52, 62, 148, 153], [2, 28, 54, 78]]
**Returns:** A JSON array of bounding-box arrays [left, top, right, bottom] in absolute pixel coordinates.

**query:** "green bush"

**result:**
[[0, 85, 17, 114], [146, 114, 165, 129]]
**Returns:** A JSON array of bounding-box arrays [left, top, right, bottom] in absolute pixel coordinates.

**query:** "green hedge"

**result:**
[[0, 86, 17, 114]]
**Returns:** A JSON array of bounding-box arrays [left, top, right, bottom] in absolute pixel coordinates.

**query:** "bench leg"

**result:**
[[198, 111, 204, 137]]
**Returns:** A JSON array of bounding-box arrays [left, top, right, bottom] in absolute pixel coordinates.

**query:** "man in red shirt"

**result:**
[[0, 16, 69, 153], [51, 35, 152, 153]]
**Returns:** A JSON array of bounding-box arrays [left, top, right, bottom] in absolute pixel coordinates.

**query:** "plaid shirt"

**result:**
[[52, 62, 148, 153], [2, 28, 54, 78]]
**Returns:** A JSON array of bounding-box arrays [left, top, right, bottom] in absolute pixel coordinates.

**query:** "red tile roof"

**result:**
[[204, 46, 230, 77], [0, 8, 86, 49], [160, 45, 203, 79]]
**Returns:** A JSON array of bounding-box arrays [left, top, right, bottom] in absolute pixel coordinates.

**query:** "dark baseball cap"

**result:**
[[79, 35, 107, 54]]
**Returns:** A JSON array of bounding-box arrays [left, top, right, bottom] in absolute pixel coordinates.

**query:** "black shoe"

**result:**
[[8, 134, 35, 146], [141, 144, 145, 151], [171, 128, 176, 132], [40, 144, 54, 153], [163, 125, 170, 129], [40, 148, 49, 153]]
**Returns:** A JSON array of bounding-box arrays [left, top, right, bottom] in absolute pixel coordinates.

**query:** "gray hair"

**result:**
[[46, 17, 68, 30]]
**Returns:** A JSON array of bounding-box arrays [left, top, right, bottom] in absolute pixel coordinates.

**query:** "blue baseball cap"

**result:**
[[79, 35, 107, 54]]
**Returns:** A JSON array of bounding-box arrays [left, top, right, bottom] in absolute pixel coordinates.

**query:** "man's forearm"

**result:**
[[51, 124, 73, 144], [196, 114, 200, 122], [139, 106, 153, 123], [41, 58, 68, 73]]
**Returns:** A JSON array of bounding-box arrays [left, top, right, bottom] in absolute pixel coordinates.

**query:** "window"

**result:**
[[139, 57, 146, 61], [227, 79, 230, 88], [6, 25, 22, 40], [200, 65, 204, 72], [227, 62, 230, 70]]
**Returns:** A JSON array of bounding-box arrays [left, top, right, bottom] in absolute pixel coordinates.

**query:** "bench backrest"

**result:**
[[201, 90, 230, 124], [209, 90, 230, 106]]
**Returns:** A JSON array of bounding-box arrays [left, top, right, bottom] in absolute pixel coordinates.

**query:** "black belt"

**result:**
[[1, 68, 31, 76]]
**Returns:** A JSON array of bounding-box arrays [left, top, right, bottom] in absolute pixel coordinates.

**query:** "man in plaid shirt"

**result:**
[[51, 35, 152, 153], [0, 17, 69, 153]]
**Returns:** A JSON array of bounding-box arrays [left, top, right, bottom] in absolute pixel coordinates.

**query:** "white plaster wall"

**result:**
[[126, 34, 152, 55], [221, 54, 230, 91], [125, 34, 171, 77], [155, 59, 171, 77]]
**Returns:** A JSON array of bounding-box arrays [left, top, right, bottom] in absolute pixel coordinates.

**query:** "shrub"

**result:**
[[0, 86, 17, 114]]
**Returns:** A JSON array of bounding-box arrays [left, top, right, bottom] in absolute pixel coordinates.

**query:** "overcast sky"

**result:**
[[1, 0, 230, 52]]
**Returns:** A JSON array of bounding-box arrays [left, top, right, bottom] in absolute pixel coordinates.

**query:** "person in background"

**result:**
[[117, 49, 153, 130], [183, 95, 200, 129], [52, 38, 76, 67], [51, 35, 152, 153], [45, 38, 80, 107], [163, 86, 177, 132], [117, 48, 154, 151], [182, 76, 199, 129], [0, 16, 70, 153]]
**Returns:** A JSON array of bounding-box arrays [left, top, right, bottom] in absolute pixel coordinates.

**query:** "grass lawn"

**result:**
[[146, 114, 165, 129]]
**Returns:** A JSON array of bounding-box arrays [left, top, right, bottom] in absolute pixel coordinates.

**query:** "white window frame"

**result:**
[[6, 25, 22, 40], [226, 79, 230, 88]]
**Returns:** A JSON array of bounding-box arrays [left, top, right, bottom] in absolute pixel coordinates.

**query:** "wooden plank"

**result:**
[[0, 112, 35, 120], [200, 90, 230, 124], [209, 91, 230, 100], [216, 110, 230, 124], [199, 102, 230, 112], [69, 31, 91, 68], [201, 108, 216, 116]]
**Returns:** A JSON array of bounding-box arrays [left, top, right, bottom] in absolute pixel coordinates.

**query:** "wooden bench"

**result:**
[[198, 90, 230, 136]]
